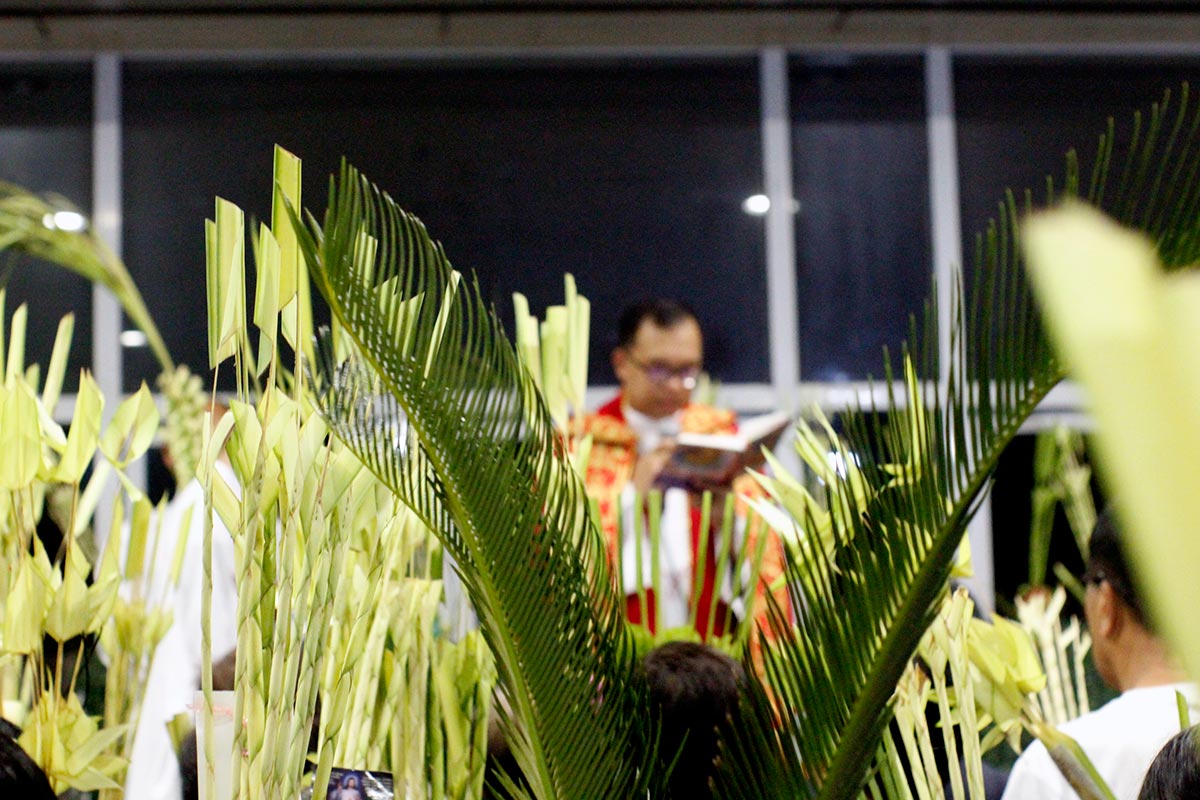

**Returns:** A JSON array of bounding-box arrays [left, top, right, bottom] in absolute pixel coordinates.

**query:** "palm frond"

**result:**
[[287, 162, 658, 800], [0, 183, 173, 372], [716, 83, 1200, 800]]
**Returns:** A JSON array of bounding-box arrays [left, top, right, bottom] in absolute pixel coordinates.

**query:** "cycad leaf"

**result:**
[[287, 161, 657, 800], [717, 83, 1200, 800]]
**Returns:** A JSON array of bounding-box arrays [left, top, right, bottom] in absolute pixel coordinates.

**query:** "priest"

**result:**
[[575, 298, 785, 638]]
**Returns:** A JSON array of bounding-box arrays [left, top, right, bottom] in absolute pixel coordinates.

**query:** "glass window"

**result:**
[[790, 56, 931, 383], [956, 56, 1200, 272], [953, 59, 1200, 629], [0, 63, 93, 392], [121, 58, 768, 391]]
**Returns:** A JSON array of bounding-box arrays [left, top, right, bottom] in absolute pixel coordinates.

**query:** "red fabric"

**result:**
[[595, 394, 726, 638], [594, 394, 625, 422], [689, 504, 728, 638]]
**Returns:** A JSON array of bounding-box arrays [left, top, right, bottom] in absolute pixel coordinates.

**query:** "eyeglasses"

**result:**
[[625, 353, 701, 389]]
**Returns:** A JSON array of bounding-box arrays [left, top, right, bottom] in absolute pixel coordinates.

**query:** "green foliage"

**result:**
[[0, 295, 166, 794], [711, 84, 1200, 800], [200, 146, 499, 800], [0, 183, 174, 372], [1028, 426, 1095, 589], [288, 160, 659, 800], [179, 80, 1200, 800]]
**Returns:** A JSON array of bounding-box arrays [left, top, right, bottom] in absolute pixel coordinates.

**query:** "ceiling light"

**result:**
[[119, 330, 148, 348], [741, 194, 801, 216], [42, 210, 88, 232], [742, 194, 770, 216]]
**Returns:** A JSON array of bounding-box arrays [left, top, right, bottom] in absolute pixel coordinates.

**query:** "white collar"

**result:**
[[622, 402, 682, 454]]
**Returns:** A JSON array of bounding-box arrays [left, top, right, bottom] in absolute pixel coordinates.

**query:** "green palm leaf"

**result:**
[[0, 183, 173, 372], [286, 162, 658, 800], [715, 83, 1200, 800]]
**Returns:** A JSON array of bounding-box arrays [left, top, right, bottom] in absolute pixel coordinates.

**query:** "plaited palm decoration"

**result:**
[[0, 183, 219, 487], [263, 82, 1200, 800], [1027, 425, 1096, 596], [286, 163, 660, 800]]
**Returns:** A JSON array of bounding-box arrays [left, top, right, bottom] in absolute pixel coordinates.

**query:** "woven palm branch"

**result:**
[[286, 162, 658, 800], [712, 83, 1200, 800]]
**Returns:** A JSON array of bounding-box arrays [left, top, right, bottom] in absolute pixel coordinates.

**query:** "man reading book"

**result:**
[[575, 298, 786, 639]]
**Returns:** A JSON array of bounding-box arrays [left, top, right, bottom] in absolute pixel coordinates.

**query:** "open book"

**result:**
[[656, 410, 791, 492]]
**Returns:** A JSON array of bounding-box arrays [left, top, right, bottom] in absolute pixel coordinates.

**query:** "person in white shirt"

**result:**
[[1001, 510, 1199, 800], [123, 407, 239, 800]]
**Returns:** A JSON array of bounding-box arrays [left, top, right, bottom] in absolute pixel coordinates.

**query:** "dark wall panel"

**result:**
[[957, 57, 1200, 268], [121, 59, 768, 391], [790, 56, 931, 382], [0, 63, 93, 392]]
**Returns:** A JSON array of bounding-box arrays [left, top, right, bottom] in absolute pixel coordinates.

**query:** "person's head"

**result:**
[[1083, 508, 1158, 688], [0, 720, 57, 800], [612, 299, 703, 420], [642, 641, 745, 800], [1138, 725, 1200, 800]]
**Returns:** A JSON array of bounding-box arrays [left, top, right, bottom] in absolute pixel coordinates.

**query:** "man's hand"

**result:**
[[632, 439, 675, 495]]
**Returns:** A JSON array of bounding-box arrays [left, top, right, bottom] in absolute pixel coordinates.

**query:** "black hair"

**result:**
[[616, 299, 699, 350], [1086, 508, 1151, 630], [642, 641, 745, 800], [1138, 725, 1200, 800], [0, 721, 57, 800]]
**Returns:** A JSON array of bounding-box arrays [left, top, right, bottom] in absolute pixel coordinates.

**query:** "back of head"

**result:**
[[0, 721, 57, 800], [616, 298, 699, 349], [642, 641, 744, 800], [1087, 508, 1151, 630], [1138, 725, 1200, 800]]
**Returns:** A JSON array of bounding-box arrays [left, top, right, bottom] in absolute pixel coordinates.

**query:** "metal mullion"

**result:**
[[93, 53, 122, 404], [93, 52, 145, 543], [925, 46, 994, 614], [760, 48, 798, 403], [760, 48, 802, 477]]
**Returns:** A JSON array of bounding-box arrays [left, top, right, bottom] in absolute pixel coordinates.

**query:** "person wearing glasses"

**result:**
[[576, 298, 783, 639], [1001, 509, 1199, 800]]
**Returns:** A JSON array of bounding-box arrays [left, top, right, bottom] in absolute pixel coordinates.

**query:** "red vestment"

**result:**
[[575, 394, 786, 639]]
